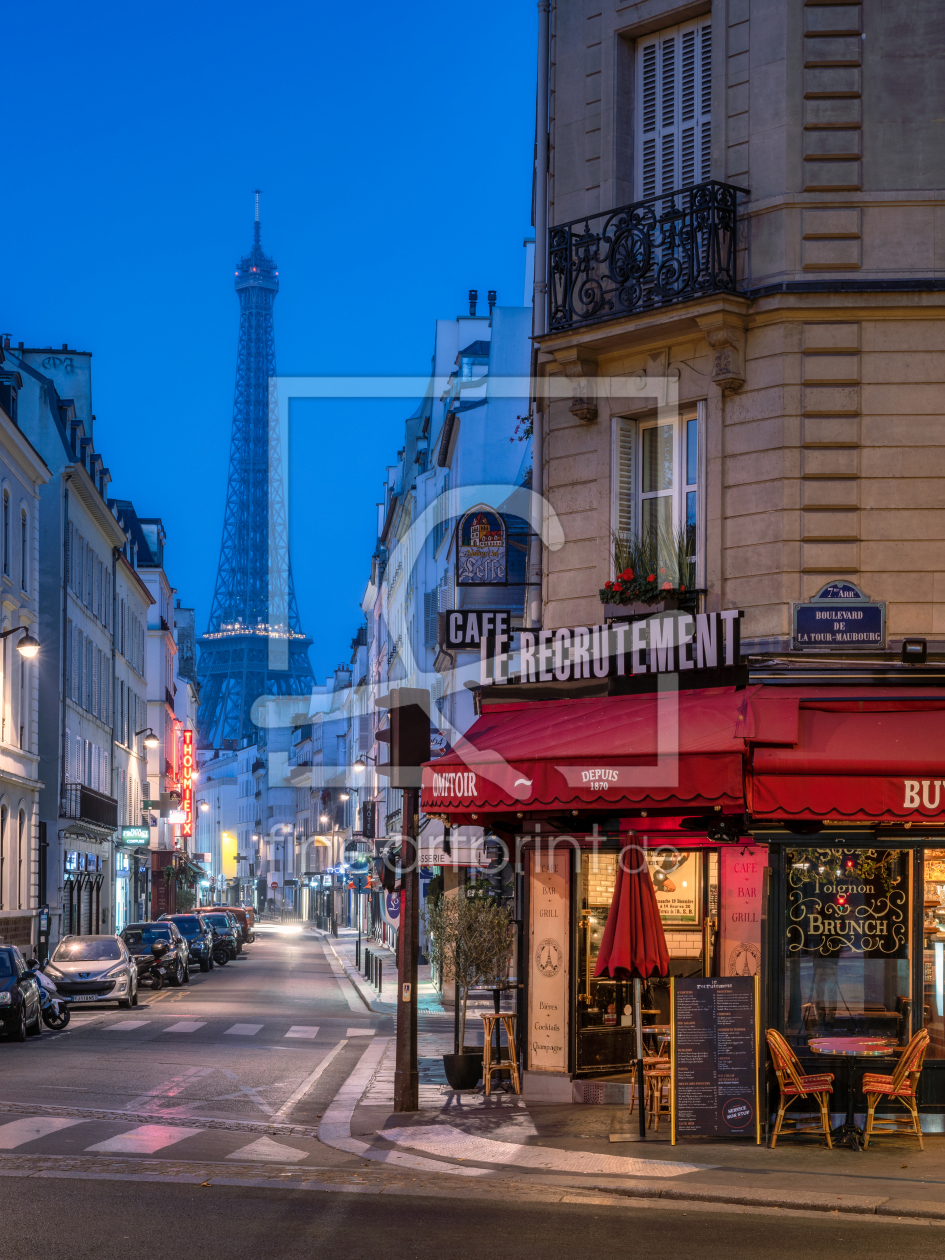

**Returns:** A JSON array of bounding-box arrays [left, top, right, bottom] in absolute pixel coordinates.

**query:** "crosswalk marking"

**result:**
[[225, 1023, 263, 1035], [0, 1117, 86, 1148], [284, 1026, 319, 1039], [106, 1020, 150, 1032], [346, 1028, 375, 1037], [84, 1124, 205, 1154], [162, 1021, 207, 1033], [227, 1135, 310, 1162]]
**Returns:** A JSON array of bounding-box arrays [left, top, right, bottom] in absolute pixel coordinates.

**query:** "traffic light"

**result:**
[[375, 688, 431, 787]]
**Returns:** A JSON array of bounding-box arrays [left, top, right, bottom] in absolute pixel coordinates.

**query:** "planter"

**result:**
[[603, 597, 679, 619], [443, 1050, 483, 1090]]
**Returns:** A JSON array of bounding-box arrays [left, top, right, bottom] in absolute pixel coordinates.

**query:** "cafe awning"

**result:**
[[421, 687, 748, 816], [747, 689, 945, 822]]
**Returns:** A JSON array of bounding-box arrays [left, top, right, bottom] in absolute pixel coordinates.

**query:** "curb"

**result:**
[[315, 931, 394, 1014], [557, 1177, 945, 1220]]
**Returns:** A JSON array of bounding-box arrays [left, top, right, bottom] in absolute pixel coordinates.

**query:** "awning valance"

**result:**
[[421, 688, 748, 815], [747, 689, 945, 821]]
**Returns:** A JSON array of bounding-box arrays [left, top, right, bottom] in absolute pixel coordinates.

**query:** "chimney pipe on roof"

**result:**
[[488, 290, 497, 316], [468, 289, 478, 317]]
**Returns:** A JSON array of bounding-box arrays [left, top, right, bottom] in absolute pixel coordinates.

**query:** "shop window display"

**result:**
[[923, 850, 945, 1059], [783, 849, 911, 1048]]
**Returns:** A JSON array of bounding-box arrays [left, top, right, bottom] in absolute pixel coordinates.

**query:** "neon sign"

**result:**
[[181, 729, 194, 838]]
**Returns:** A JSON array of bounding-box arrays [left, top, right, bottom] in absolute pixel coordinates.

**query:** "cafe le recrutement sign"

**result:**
[[792, 581, 885, 651]]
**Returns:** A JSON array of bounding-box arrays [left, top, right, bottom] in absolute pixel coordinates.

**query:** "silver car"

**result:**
[[44, 935, 138, 1008]]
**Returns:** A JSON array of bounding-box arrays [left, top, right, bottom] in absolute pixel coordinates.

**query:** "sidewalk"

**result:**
[[313, 928, 945, 1220], [315, 926, 447, 1015]]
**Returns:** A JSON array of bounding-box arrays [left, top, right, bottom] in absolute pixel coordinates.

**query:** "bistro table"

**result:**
[[808, 1036, 897, 1151]]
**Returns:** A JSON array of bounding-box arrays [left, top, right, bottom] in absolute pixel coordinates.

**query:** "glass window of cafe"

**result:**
[[575, 847, 720, 1076], [783, 848, 913, 1048]]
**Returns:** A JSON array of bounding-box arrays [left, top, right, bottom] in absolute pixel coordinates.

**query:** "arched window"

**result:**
[[20, 511, 27, 591]]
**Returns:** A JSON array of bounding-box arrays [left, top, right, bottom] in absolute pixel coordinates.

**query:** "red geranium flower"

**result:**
[[620, 568, 634, 580], [604, 581, 613, 589], [646, 574, 655, 582], [662, 582, 672, 590], [679, 585, 686, 592]]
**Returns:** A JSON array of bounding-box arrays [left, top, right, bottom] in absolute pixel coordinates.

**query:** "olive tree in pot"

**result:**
[[424, 887, 513, 1090]]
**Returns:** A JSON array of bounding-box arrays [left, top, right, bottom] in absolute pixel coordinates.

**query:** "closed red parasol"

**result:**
[[594, 848, 670, 1137], [594, 848, 670, 982]]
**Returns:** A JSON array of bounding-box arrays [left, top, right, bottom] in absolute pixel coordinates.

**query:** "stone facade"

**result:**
[[536, 0, 945, 651]]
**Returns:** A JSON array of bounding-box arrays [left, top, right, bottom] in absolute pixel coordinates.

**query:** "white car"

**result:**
[[44, 935, 138, 1008]]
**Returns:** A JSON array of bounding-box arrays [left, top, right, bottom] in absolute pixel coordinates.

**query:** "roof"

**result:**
[[456, 340, 491, 361]]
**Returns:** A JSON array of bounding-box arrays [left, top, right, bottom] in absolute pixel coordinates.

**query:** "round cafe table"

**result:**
[[808, 1036, 897, 1151]]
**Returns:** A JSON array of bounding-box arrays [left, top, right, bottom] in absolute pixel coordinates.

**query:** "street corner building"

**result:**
[[419, 0, 945, 1124]]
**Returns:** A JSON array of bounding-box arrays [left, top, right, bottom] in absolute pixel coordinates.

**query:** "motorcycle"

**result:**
[[25, 960, 70, 1030], [211, 932, 230, 967], [131, 940, 172, 990]]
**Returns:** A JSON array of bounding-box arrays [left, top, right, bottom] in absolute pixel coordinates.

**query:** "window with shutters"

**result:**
[[636, 19, 712, 200], [423, 591, 438, 646], [612, 404, 705, 585]]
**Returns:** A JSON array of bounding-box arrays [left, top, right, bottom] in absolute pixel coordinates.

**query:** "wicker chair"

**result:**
[[766, 1028, 835, 1148], [862, 1027, 930, 1150]]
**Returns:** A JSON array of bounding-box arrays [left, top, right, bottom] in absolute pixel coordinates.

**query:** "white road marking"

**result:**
[[346, 1028, 375, 1037], [319, 939, 366, 1012], [105, 1021, 150, 1032], [378, 1124, 710, 1178], [226, 1135, 310, 1162], [162, 1021, 207, 1033], [284, 1026, 319, 1039], [317, 1038, 483, 1177], [0, 1117, 86, 1148], [123, 1065, 216, 1112], [225, 1024, 263, 1036], [272, 1040, 349, 1119], [85, 1123, 205, 1154]]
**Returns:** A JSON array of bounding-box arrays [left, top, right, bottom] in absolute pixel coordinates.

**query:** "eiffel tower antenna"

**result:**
[[196, 199, 315, 746]]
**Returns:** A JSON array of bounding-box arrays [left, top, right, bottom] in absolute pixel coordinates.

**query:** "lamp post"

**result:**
[[0, 625, 40, 658]]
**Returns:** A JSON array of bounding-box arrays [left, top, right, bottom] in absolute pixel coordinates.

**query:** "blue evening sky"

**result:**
[[2, 0, 536, 681]]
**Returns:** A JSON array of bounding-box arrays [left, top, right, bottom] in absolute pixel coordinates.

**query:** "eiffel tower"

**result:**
[[197, 194, 314, 746]]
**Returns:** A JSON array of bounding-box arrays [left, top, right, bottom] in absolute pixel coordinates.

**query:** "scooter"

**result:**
[[131, 940, 172, 990], [25, 960, 70, 1030]]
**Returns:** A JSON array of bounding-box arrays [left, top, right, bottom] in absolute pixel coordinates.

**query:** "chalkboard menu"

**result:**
[[671, 976, 759, 1144]]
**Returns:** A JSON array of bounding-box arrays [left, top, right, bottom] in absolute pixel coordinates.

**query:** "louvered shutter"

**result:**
[[637, 19, 711, 199], [614, 419, 636, 543]]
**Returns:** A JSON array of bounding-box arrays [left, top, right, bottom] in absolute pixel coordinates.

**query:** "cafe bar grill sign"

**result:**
[[457, 505, 507, 586], [786, 849, 908, 959], [792, 581, 885, 651], [479, 609, 743, 686]]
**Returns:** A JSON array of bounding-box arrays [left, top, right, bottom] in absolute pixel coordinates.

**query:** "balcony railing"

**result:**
[[549, 180, 746, 333], [60, 783, 119, 830]]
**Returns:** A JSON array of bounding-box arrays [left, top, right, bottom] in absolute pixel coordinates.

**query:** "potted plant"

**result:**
[[423, 883, 514, 1090], [600, 524, 696, 614]]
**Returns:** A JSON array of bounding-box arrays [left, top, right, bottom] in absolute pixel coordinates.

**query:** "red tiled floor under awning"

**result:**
[[421, 687, 747, 816], [747, 689, 945, 822]]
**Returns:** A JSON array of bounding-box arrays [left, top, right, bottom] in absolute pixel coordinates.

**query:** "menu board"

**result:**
[[672, 976, 759, 1144]]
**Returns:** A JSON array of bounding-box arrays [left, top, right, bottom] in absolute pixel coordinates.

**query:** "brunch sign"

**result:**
[[786, 849, 908, 959]]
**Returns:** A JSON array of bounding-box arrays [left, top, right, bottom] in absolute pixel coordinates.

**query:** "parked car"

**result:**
[[0, 945, 42, 1040], [44, 935, 137, 1008], [160, 913, 215, 972], [121, 922, 190, 987], [198, 910, 240, 962], [212, 905, 253, 945]]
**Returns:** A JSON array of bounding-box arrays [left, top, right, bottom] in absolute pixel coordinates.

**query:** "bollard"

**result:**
[[378, 959, 382, 994]]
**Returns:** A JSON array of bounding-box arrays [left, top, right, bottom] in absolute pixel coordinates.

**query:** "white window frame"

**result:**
[[611, 401, 706, 586]]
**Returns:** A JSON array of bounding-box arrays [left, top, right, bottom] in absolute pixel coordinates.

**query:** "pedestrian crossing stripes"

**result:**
[[225, 1023, 263, 1035], [163, 1021, 207, 1033], [284, 1026, 319, 1039], [64, 1018, 380, 1040], [0, 1115, 318, 1162]]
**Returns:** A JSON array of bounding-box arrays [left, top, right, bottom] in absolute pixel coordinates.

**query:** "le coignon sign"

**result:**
[[479, 609, 743, 686]]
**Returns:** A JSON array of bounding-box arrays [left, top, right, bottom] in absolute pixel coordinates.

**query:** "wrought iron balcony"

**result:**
[[60, 783, 119, 830], [549, 180, 746, 333]]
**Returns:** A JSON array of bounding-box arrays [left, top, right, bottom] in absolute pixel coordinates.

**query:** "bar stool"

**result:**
[[645, 1062, 672, 1131], [480, 1013, 521, 1096], [629, 1055, 669, 1113]]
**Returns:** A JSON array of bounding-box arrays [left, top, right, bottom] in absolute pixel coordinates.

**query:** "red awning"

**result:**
[[747, 689, 945, 821], [421, 687, 747, 815]]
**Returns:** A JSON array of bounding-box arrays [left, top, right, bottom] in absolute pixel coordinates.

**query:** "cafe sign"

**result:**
[[480, 609, 743, 686], [786, 849, 908, 959]]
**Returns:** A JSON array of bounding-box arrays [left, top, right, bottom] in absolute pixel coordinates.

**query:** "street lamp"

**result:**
[[198, 799, 210, 812], [0, 626, 40, 658], [352, 753, 375, 772], [135, 728, 160, 748]]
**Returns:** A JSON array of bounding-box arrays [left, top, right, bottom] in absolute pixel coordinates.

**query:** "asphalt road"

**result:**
[[0, 923, 383, 1163], [3, 1177, 943, 1260]]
